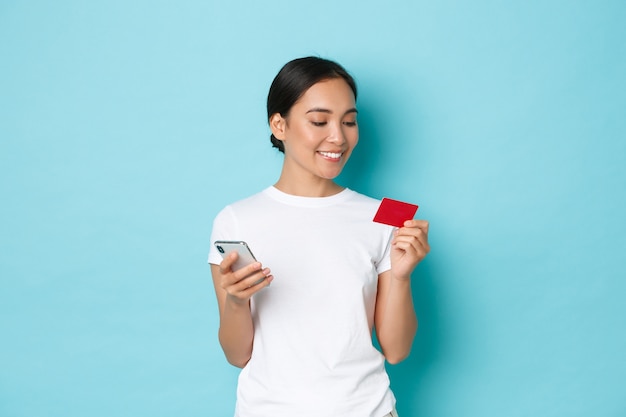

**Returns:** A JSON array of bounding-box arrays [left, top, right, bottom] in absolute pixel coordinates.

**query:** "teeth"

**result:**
[[319, 151, 342, 159]]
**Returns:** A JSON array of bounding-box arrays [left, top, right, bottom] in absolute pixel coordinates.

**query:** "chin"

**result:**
[[319, 166, 346, 179]]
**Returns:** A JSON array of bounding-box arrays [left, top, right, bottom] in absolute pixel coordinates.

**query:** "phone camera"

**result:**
[[217, 245, 224, 254]]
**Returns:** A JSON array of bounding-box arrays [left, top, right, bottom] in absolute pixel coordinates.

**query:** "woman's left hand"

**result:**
[[390, 219, 430, 280]]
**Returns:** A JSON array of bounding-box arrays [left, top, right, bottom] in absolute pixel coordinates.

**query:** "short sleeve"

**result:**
[[375, 227, 394, 275], [207, 206, 239, 265]]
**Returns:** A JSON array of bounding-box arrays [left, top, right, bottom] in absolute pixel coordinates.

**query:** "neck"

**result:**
[[274, 172, 344, 198]]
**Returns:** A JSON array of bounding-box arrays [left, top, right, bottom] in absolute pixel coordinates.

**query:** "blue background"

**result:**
[[1, 1, 625, 416]]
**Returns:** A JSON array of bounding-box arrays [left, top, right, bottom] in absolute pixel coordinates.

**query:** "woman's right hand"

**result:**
[[218, 252, 273, 305], [211, 254, 272, 367]]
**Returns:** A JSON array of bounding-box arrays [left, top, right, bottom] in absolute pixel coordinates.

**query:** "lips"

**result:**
[[318, 151, 343, 160]]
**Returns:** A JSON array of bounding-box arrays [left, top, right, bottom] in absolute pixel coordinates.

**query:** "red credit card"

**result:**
[[373, 198, 419, 227]]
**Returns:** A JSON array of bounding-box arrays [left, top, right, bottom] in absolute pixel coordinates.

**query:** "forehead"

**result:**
[[293, 78, 356, 111]]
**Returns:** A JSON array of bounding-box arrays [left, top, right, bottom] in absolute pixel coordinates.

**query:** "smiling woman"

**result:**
[[271, 78, 359, 195], [207, 57, 430, 417]]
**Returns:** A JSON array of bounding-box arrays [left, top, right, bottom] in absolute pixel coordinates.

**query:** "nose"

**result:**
[[327, 122, 346, 145]]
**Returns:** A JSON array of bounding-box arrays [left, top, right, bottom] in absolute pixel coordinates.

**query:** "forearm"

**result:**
[[218, 298, 255, 368], [376, 276, 418, 364]]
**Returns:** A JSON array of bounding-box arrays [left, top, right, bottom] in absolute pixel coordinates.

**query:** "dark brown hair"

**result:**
[[267, 57, 357, 152]]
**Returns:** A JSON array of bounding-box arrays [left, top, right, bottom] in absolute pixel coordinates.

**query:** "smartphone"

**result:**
[[214, 240, 258, 271]]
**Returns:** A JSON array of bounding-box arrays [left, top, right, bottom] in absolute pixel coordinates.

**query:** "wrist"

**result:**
[[390, 272, 412, 283], [225, 295, 251, 310]]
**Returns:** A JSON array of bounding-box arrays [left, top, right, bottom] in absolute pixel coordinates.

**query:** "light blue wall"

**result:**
[[1, 1, 625, 416]]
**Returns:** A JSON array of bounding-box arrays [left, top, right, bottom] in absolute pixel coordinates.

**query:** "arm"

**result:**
[[210, 253, 273, 368], [374, 219, 430, 364], [374, 270, 418, 364]]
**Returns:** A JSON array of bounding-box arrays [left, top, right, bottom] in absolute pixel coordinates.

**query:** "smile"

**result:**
[[318, 151, 343, 160]]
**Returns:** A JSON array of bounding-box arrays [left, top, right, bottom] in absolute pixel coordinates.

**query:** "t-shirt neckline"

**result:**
[[263, 186, 354, 207]]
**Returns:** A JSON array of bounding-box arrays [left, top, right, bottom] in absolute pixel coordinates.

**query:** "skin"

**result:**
[[211, 77, 430, 367]]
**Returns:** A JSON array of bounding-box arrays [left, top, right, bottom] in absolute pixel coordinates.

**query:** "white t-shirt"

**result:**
[[208, 187, 397, 417]]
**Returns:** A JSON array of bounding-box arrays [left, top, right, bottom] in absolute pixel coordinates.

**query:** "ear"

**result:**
[[269, 113, 287, 140]]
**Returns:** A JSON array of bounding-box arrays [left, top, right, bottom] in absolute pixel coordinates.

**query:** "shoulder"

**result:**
[[342, 189, 383, 214], [345, 189, 381, 205], [211, 187, 277, 228], [210, 188, 271, 238], [217, 188, 272, 213]]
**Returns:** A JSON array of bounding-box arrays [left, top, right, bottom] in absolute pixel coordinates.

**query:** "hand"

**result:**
[[218, 252, 273, 305], [390, 219, 430, 281]]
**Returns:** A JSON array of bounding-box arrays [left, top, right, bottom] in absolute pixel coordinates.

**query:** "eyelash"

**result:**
[[311, 121, 357, 127]]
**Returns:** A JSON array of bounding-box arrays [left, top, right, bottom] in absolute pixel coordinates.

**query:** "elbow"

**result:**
[[218, 334, 252, 369], [385, 350, 410, 365], [221, 344, 251, 369], [222, 342, 251, 368], [226, 355, 250, 369], [380, 337, 413, 364], [379, 322, 418, 365]]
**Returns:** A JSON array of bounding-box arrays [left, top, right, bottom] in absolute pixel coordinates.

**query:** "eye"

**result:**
[[311, 121, 327, 127], [343, 120, 357, 127]]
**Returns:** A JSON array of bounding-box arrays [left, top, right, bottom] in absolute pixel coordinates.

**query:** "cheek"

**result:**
[[286, 125, 311, 144], [297, 123, 319, 139], [348, 128, 359, 146]]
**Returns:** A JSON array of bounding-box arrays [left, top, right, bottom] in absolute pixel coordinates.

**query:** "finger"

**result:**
[[238, 268, 272, 290], [227, 266, 270, 291], [232, 261, 264, 281], [229, 270, 273, 297], [402, 219, 429, 233], [218, 251, 239, 274], [234, 274, 274, 299], [222, 262, 264, 288], [393, 233, 430, 254], [395, 227, 428, 246], [393, 239, 430, 259]]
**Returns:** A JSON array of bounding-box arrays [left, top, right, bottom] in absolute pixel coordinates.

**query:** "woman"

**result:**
[[208, 57, 430, 417]]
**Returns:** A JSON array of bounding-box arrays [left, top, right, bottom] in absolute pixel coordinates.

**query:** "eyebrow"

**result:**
[[306, 107, 358, 115]]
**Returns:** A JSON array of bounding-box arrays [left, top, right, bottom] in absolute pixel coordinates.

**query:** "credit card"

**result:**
[[373, 197, 419, 228]]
